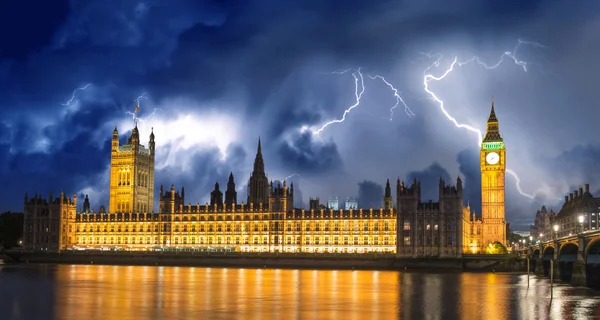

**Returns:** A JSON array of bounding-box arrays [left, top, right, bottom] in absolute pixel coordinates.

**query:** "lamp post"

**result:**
[[553, 224, 559, 239], [540, 233, 543, 244], [579, 215, 585, 233]]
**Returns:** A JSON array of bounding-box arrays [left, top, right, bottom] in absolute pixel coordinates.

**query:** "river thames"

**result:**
[[0, 264, 598, 320]]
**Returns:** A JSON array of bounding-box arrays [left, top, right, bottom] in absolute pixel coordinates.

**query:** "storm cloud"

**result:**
[[1, 0, 600, 231]]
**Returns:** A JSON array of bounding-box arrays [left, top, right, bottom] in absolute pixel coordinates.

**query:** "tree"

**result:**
[[485, 241, 507, 254], [0, 212, 24, 249]]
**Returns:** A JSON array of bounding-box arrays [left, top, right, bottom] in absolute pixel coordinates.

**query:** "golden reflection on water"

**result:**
[[55, 265, 401, 320], [1, 265, 597, 320]]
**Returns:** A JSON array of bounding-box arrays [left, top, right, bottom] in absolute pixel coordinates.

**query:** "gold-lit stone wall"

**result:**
[[480, 102, 507, 247], [462, 205, 483, 253], [109, 125, 155, 214], [72, 207, 397, 253]]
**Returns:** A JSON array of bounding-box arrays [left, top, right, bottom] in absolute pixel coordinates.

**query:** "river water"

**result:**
[[0, 264, 598, 320]]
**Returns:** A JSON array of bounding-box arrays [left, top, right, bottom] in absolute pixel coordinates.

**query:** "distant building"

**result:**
[[327, 197, 339, 210], [529, 205, 556, 241], [553, 184, 600, 238], [344, 197, 358, 210]]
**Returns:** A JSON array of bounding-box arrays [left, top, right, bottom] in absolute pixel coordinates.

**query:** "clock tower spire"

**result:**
[[480, 97, 507, 248]]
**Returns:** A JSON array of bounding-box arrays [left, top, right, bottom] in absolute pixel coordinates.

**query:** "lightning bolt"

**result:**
[[61, 83, 92, 106], [367, 75, 415, 120], [423, 39, 551, 200], [283, 173, 300, 181], [304, 68, 365, 135], [125, 92, 162, 127]]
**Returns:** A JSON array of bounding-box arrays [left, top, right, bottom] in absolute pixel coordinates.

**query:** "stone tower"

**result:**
[[109, 124, 155, 213], [480, 98, 507, 247]]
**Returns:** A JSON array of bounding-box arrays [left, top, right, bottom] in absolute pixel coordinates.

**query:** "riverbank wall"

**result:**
[[1, 250, 527, 272]]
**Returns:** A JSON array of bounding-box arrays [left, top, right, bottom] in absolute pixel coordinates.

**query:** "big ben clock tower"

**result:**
[[480, 98, 506, 247]]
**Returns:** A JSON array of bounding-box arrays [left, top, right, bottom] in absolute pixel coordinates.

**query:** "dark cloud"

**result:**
[[153, 143, 247, 208], [357, 181, 384, 209], [277, 132, 344, 175], [0, 1, 69, 61], [406, 163, 452, 202], [457, 148, 482, 213], [1, 1, 600, 234]]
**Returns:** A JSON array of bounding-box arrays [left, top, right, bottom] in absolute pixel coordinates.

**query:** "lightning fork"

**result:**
[[61, 83, 92, 106], [423, 40, 550, 200]]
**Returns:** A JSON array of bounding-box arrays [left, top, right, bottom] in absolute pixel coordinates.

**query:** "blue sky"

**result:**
[[1, 0, 599, 231]]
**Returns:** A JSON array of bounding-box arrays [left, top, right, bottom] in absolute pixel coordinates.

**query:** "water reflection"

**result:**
[[0, 265, 599, 320]]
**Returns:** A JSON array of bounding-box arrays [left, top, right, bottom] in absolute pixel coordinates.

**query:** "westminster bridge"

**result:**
[[519, 229, 600, 288]]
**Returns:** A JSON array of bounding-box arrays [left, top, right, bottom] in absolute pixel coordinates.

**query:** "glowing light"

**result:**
[[61, 83, 92, 106], [423, 39, 550, 200], [367, 75, 415, 120]]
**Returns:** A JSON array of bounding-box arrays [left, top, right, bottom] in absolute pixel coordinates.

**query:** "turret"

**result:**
[[149, 127, 155, 156], [210, 182, 223, 207], [225, 172, 237, 206], [112, 125, 119, 152], [130, 124, 140, 150], [83, 194, 90, 213], [24, 192, 28, 204], [384, 179, 393, 210]]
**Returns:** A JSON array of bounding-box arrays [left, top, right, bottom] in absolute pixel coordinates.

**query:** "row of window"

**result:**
[[402, 235, 456, 246], [75, 222, 397, 233], [402, 219, 456, 230], [75, 235, 395, 246]]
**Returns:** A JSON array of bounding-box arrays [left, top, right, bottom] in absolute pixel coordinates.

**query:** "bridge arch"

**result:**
[[585, 238, 600, 289], [531, 248, 541, 272], [542, 246, 555, 277], [558, 243, 578, 282]]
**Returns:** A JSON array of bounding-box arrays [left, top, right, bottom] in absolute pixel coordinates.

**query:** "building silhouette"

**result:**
[[23, 100, 507, 254]]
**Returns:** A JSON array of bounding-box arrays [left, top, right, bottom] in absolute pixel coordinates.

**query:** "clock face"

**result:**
[[486, 152, 500, 165]]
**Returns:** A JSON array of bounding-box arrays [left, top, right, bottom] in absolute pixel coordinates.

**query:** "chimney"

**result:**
[[585, 184, 590, 193], [579, 186, 583, 196], [570, 193, 573, 201], [564, 195, 569, 204], [574, 190, 578, 198]]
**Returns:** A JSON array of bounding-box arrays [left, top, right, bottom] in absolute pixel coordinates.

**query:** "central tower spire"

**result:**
[[247, 137, 269, 206]]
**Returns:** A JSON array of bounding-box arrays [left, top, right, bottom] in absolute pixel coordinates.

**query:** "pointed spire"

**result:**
[[385, 179, 391, 198], [252, 137, 266, 174], [487, 96, 498, 123], [257, 137, 262, 155], [229, 171, 234, 183], [483, 96, 503, 143]]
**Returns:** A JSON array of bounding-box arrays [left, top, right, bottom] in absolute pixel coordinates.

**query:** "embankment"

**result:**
[[1, 250, 527, 272]]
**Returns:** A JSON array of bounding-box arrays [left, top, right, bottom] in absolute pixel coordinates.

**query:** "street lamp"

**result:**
[[579, 215, 585, 233], [553, 224, 559, 239]]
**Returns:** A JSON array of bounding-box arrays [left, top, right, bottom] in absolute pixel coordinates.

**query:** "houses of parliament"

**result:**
[[22, 102, 507, 256]]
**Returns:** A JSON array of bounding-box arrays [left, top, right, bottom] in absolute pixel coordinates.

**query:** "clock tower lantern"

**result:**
[[480, 98, 507, 247]]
